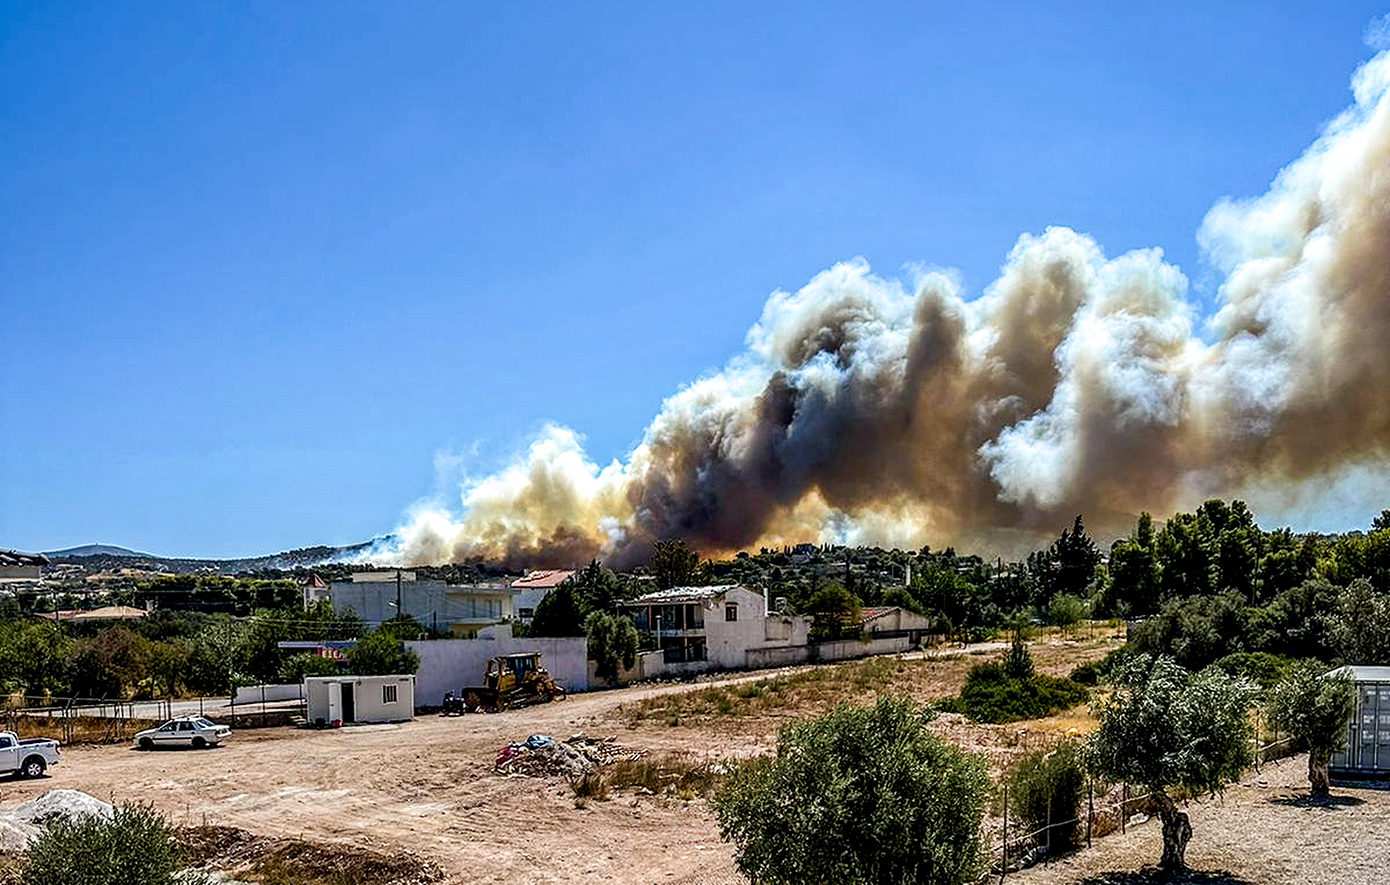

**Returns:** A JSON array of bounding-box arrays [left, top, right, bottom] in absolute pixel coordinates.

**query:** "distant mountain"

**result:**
[[43, 544, 153, 558], [38, 539, 389, 574]]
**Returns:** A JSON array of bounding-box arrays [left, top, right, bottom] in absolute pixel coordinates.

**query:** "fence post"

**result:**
[[1000, 783, 1008, 883], [1045, 791, 1051, 866], [1121, 784, 1127, 834], [1087, 777, 1093, 848]]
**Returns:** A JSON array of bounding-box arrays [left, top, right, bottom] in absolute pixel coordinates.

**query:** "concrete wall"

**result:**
[[811, 635, 912, 661], [234, 683, 303, 705], [406, 635, 589, 707], [745, 645, 811, 669], [703, 586, 813, 669]]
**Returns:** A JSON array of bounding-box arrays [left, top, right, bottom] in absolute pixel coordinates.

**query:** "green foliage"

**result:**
[[279, 652, 342, 683], [1265, 662, 1356, 779], [0, 620, 72, 697], [712, 695, 989, 885], [806, 584, 861, 642], [530, 581, 587, 637], [941, 662, 1089, 724], [23, 802, 206, 885], [1007, 740, 1085, 854], [1131, 592, 1249, 672], [1211, 651, 1293, 690], [345, 628, 419, 676], [1086, 655, 1255, 797], [585, 611, 640, 684], [1328, 578, 1390, 665], [651, 539, 704, 590], [1003, 636, 1034, 680], [1048, 594, 1087, 632]]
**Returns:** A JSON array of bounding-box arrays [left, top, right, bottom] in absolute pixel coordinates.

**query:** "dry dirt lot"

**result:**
[[6, 632, 1379, 885]]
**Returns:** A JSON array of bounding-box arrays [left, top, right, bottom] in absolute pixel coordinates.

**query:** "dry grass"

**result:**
[[612, 635, 1120, 733], [178, 825, 446, 885]]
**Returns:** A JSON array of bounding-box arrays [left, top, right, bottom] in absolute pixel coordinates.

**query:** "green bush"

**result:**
[[23, 802, 207, 885], [1068, 662, 1100, 685], [712, 695, 989, 885], [1007, 741, 1085, 855], [1212, 651, 1293, 690], [942, 662, 1090, 723]]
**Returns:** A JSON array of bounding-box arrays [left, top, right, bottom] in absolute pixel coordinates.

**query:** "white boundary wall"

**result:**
[[407, 633, 589, 708]]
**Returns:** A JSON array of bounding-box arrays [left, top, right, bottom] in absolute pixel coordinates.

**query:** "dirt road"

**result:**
[[0, 670, 803, 884]]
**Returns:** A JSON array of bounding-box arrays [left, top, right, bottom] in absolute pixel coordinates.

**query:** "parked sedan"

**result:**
[[133, 716, 231, 750]]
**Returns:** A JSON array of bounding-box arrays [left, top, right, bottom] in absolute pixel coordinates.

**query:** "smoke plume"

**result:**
[[391, 48, 1390, 568]]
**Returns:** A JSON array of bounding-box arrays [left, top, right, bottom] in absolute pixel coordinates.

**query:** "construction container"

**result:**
[[1329, 665, 1390, 776]]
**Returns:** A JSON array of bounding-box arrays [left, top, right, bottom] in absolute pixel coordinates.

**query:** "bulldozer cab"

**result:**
[[486, 653, 542, 693]]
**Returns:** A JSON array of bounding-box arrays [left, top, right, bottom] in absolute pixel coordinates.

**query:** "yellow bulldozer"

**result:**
[[458, 652, 566, 713]]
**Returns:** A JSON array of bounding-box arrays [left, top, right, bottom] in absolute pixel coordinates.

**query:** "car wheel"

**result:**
[[21, 757, 45, 779], [139, 737, 153, 750], [191, 736, 206, 749]]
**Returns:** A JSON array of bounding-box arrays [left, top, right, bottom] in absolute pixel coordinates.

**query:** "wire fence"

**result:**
[[0, 690, 308, 744], [986, 731, 1300, 879]]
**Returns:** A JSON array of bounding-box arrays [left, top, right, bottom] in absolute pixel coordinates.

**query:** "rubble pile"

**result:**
[[494, 734, 646, 778], [0, 789, 115, 852]]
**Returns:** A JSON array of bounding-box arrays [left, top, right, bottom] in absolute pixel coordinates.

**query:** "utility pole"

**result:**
[[396, 569, 403, 622]]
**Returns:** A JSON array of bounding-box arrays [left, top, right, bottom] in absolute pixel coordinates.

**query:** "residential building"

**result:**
[[40, 605, 148, 623], [0, 550, 46, 583], [329, 571, 513, 638], [508, 569, 575, 624], [860, 606, 934, 644], [299, 573, 330, 609], [616, 585, 811, 673]]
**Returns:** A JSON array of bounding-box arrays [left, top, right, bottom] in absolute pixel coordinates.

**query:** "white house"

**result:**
[[616, 585, 811, 674], [508, 569, 575, 624], [329, 571, 512, 637], [0, 551, 46, 583], [305, 674, 415, 726]]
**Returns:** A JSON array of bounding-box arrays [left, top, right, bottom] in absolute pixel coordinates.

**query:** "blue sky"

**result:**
[[3, 2, 1387, 557]]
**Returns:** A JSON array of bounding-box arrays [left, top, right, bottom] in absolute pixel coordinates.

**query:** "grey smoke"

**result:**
[[391, 47, 1390, 568]]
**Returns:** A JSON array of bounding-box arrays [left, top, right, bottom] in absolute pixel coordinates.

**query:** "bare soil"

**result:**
[[3, 632, 1376, 885]]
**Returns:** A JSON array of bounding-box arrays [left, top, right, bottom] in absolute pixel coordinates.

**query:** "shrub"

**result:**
[[1004, 637, 1034, 680], [1211, 651, 1292, 690], [1007, 741, 1085, 855], [23, 802, 207, 885], [944, 662, 1090, 723], [713, 695, 989, 885]]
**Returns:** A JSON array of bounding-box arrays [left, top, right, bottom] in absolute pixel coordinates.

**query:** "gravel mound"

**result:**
[[9, 789, 114, 827]]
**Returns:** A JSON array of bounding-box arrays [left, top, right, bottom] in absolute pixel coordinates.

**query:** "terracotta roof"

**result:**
[[299, 574, 329, 588], [858, 606, 889, 619], [510, 569, 575, 589]]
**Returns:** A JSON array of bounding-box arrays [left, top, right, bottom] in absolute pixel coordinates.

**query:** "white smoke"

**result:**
[[386, 46, 1390, 568]]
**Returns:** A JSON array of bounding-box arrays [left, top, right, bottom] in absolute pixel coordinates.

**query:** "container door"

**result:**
[[1357, 683, 1377, 770], [327, 683, 342, 723], [1377, 683, 1390, 772], [341, 682, 356, 723]]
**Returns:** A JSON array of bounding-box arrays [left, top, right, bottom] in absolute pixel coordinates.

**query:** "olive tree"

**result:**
[[1086, 655, 1255, 871], [712, 695, 990, 885], [1265, 662, 1356, 800]]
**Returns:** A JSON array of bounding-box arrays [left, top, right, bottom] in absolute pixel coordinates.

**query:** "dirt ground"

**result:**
[[4, 633, 1379, 885], [1006, 755, 1390, 885]]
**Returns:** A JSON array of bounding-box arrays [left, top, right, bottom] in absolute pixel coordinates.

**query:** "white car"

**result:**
[[134, 716, 231, 750]]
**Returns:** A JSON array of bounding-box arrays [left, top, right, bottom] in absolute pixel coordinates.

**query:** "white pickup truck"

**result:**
[[0, 732, 60, 778]]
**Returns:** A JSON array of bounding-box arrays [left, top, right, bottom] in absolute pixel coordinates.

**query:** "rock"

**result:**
[[0, 818, 39, 852]]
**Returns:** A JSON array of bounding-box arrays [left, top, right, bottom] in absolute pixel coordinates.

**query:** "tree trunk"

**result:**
[[1308, 749, 1331, 801], [1153, 791, 1191, 871]]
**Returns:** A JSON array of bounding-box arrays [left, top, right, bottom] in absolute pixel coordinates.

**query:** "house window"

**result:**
[[383, 684, 398, 704], [725, 603, 738, 622], [519, 608, 535, 620]]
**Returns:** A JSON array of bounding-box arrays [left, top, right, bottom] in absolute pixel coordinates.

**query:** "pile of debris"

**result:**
[[0, 789, 115, 852], [494, 734, 646, 779]]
